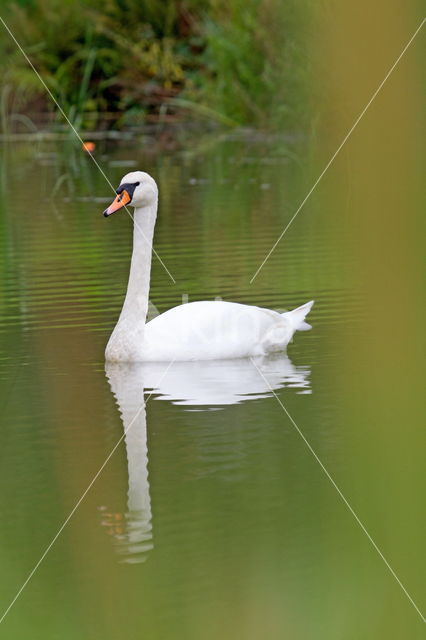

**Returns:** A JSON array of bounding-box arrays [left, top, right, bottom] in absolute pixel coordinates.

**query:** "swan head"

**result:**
[[103, 171, 158, 217]]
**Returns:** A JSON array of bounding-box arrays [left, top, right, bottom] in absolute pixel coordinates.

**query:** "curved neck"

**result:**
[[120, 201, 157, 323], [105, 200, 157, 361]]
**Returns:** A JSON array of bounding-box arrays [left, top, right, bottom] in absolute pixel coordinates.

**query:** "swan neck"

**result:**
[[122, 202, 156, 322], [105, 200, 157, 362]]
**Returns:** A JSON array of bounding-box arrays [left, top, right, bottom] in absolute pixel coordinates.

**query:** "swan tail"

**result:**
[[297, 321, 312, 331], [282, 300, 314, 331]]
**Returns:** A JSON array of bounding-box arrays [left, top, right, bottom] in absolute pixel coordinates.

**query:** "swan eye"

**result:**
[[115, 182, 140, 198]]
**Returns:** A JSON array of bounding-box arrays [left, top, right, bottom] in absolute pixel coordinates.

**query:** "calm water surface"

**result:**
[[0, 135, 424, 639]]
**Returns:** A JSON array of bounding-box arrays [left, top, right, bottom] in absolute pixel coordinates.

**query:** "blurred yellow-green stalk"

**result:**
[[313, 0, 425, 627]]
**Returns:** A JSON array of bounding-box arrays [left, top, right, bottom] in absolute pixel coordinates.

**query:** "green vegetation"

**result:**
[[0, 0, 311, 132]]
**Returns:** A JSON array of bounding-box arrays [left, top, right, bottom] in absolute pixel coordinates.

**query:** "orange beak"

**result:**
[[103, 190, 131, 217]]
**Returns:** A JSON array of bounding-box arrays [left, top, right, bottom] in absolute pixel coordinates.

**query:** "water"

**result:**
[[0, 133, 424, 639]]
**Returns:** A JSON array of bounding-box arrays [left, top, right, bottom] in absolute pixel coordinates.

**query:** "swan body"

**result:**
[[141, 300, 313, 361], [103, 171, 313, 363]]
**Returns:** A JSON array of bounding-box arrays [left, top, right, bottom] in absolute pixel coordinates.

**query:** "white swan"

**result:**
[[103, 171, 314, 362]]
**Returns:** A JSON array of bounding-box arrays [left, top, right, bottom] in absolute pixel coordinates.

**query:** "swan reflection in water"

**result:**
[[104, 354, 311, 563]]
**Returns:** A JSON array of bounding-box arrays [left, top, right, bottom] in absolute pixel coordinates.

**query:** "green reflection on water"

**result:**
[[0, 122, 424, 640]]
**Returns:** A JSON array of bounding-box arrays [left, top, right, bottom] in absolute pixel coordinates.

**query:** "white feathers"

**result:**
[[105, 172, 314, 362], [281, 300, 314, 332]]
